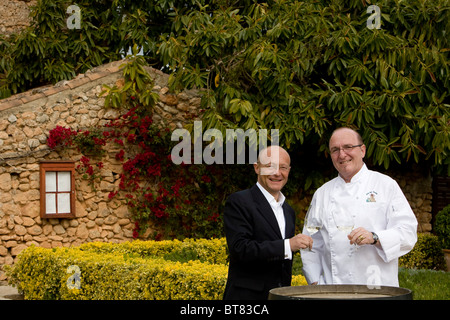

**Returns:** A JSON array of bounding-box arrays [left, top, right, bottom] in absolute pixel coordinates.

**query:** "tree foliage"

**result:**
[[1, 0, 449, 175], [0, 0, 182, 96], [159, 0, 450, 174]]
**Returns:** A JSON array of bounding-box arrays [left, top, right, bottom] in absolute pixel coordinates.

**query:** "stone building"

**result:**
[[0, 60, 202, 279]]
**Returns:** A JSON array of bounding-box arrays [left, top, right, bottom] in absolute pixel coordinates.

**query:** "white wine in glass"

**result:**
[[303, 201, 323, 251], [306, 225, 321, 236], [333, 207, 359, 250], [333, 207, 354, 235], [336, 225, 354, 234]]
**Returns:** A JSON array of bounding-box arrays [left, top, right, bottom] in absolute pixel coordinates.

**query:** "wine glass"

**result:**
[[303, 201, 323, 251], [335, 208, 354, 234], [332, 207, 358, 250]]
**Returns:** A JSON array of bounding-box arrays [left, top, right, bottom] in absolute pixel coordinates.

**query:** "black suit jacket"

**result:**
[[223, 184, 296, 300]]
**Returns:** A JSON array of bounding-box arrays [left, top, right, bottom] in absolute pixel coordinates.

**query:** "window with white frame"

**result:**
[[40, 161, 76, 218]]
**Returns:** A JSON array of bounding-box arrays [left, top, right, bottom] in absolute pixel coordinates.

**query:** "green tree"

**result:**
[[1, 0, 449, 178], [0, 0, 201, 97], [158, 0, 450, 175]]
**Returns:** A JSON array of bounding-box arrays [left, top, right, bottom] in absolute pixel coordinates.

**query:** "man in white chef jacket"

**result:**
[[301, 127, 417, 287]]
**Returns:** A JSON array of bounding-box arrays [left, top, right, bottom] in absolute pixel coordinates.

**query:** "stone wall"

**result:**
[[0, 60, 201, 280], [0, 0, 35, 36], [390, 169, 433, 233]]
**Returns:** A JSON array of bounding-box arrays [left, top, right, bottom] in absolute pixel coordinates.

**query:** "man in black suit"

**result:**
[[223, 146, 312, 300]]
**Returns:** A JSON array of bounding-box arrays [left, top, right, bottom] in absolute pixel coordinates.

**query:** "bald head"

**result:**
[[329, 127, 363, 150], [254, 146, 291, 200], [257, 146, 290, 165]]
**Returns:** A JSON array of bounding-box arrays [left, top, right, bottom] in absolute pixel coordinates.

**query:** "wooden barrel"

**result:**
[[268, 285, 412, 300]]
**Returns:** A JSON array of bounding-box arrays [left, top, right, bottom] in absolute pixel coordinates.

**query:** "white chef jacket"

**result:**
[[301, 164, 417, 287]]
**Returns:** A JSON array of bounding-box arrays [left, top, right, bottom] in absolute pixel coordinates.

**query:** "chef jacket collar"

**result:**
[[337, 163, 368, 184]]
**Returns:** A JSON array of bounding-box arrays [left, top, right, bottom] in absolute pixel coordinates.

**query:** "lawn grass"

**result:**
[[292, 255, 450, 300], [399, 267, 450, 300]]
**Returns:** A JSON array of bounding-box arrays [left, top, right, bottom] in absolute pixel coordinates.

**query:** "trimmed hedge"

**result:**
[[5, 238, 307, 300], [76, 237, 230, 265], [399, 233, 446, 271], [435, 204, 450, 249], [6, 233, 443, 299]]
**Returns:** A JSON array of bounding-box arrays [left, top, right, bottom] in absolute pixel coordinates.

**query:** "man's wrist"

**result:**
[[371, 232, 379, 245]]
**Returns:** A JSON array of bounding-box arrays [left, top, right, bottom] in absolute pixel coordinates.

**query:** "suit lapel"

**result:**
[[250, 185, 283, 239]]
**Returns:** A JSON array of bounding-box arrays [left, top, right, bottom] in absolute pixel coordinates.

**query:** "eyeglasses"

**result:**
[[330, 144, 363, 155], [258, 163, 291, 172]]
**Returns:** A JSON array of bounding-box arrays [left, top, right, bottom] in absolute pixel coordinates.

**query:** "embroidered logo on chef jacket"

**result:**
[[365, 191, 377, 202]]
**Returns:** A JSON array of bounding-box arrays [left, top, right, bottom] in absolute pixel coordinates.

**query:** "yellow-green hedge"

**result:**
[[399, 233, 446, 270], [76, 237, 229, 265], [5, 238, 307, 300]]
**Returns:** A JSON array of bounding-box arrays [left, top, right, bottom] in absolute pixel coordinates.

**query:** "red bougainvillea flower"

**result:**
[[47, 126, 77, 149], [108, 191, 118, 199], [80, 156, 90, 166], [201, 175, 211, 183], [116, 149, 125, 161], [132, 221, 140, 238], [207, 212, 220, 222]]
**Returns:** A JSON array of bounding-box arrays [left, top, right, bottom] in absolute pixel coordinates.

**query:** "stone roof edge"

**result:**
[[0, 59, 128, 113]]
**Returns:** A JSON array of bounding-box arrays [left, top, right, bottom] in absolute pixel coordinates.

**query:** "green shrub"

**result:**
[[77, 238, 229, 265], [6, 246, 228, 300], [435, 204, 450, 249], [4, 238, 306, 300], [5, 239, 229, 300], [399, 233, 446, 270]]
